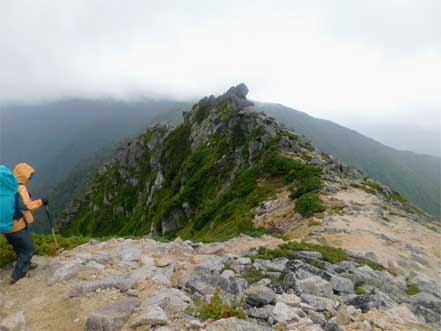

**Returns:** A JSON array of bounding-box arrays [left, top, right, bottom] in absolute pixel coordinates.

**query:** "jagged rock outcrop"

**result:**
[[60, 83, 383, 241]]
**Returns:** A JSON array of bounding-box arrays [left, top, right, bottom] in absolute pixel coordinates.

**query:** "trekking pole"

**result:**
[[45, 205, 60, 252]]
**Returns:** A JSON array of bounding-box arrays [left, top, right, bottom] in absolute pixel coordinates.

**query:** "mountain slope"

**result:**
[[0, 99, 188, 195], [60, 84, 340, 239], [258, 103, 440, 216], [60, 84, 433, 241]]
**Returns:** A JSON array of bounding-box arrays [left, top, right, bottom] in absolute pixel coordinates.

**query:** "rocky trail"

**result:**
[[1, 230, 439, 331]]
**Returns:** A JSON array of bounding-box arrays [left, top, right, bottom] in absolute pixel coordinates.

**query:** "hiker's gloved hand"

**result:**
[[42, 198, 49, 206]]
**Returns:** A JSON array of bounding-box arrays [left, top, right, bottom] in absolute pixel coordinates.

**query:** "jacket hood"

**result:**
[[13, 163, 35, 184]]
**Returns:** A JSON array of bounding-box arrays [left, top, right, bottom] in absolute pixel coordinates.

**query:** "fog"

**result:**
[[1, 0, 440, 155]]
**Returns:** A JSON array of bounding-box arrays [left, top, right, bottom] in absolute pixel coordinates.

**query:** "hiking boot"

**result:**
[[9, 278, 18, 285], [29, 262, 38, 270]]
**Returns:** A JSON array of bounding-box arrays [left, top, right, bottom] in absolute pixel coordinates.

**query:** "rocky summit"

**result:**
[[1, 84, 440, 331]]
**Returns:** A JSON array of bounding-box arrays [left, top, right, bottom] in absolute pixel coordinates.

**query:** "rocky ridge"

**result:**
[[1, 234, 439, 331], [59, 83, 397, 241]]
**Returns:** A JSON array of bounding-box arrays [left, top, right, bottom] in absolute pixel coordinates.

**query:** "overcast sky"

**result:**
[[1, 0, 440, 155]]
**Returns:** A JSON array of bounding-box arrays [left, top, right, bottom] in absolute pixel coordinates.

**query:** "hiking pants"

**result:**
[[5, 228, 35, 281]]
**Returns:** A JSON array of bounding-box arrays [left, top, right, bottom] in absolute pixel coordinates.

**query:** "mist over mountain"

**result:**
[[0, 99, 189, 194]]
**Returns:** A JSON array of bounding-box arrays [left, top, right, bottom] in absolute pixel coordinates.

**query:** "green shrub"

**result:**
[[295, 193, 325, 217], [290, 176, 322, 199], [355, 287, 366, 295], [248, 241, 384, 270], [364, 260, 386, 271], [249, 241, 349, 264], [189, 289, 247, 320], [241, 265, 266, 284], [406, 284, 420, 296]]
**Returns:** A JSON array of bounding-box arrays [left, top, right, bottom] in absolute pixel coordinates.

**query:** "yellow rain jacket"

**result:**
[[9, 163, 43, 233]]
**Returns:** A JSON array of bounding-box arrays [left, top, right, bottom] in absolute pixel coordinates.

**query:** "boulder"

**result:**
[[140, 288, 191, 313], [335, 304, 351, 326], [275, 293, 301, 307], [345, 294, 374, 313], [205, 317, 273, 331], [301, 294, 337, 312], [85, 300, 139, 331], [119, 246, 143, 263], [246, 305, 274, 320], [131, 304, 168, 328], [221, 270, 236, 279], [186, 269, 247, 302], [237, 257, 252, 265], [296, 276, 333, 298], [329, 276, 354, 294], [68, 274, 134, 297], [253, 258, 288, 272], [271, 302, 303, 323], [403, 292, 441, 324], [48, 260, 105, 286], [245, 285, 275, 307]]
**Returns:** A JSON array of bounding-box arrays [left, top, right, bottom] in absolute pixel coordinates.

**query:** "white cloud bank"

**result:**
[[1, 0, 440, 154]]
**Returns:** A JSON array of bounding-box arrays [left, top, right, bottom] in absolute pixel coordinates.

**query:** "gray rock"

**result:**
[[283, 272, 297, 291], [246, 305, 274, 320], [286, 260, 332, 281], [205, 317, 273, 331], [186, 269, 247, 302], [345, 294, 374, 313], [237, 257, 252, 265], [404, 292, 441, 325], [245, 285, 275, 307], [140, 288, 191, 313], [325, 318, 341, 331], [221, 270, 236, 279], [371, 289, 396, 309], [335, 304, 351, 326], [119, 247, 142, 263], [271, 302, 303, 323], [48, 260, 105, 286], [131, 304, 168, 328], [199, 255, 225, 273], [296, 276, 333, 298], [85, 300, 139, 331], [295, 251, 323, 261], [329, 276, 354, 294], [274, 293, 301, 307], [301, 294, 337, 312], [161, 206, 186, 236], [308, 311, 327, 327], [68, 274, 134, 297], [253, 258, 288, 272]]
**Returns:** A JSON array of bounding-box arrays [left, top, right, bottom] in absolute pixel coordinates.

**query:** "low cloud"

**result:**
[[1, 0, 440, 152]]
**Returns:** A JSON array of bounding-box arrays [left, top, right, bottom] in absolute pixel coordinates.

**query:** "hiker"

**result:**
[[5, 163, 48, 284]]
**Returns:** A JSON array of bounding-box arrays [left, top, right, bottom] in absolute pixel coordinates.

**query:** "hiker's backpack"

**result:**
[[0, 165, 19, 233]]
